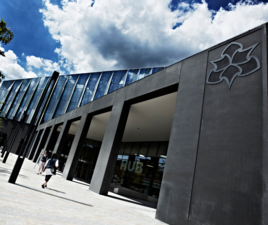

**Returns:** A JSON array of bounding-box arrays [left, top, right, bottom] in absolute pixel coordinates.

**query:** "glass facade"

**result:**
[[14, 78, 40, 121], [112, 141, 168, 199], [7, 79, 31, 120], [53, 75, 78, 119], [80, 73, 101, 106], [125, 69, 139, 86], [0, 80, 22, 117], [0, 81, 14, 108], [43, 76, 68, 122], [94, 71, 113, 100], [108, 70, 127, 94], [67, 74, 89, 112], [1, 66, 164, 124], [25, 77, 50, 124]]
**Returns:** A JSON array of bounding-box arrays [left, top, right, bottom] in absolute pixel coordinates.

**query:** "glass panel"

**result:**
[[80, 73, 101, 106], [43, 76, 68, 122], [0, 80, 23, 117], [94, 71, 113, 100], [125, 69, 139, 86], [7, 79, 31, 119], [138, 68, 152, 80], [113, 141, 168, 199], [156, 142, 168, 157], [53, 75, 78, 118], [67, 74, 89, 112], [15, 78, 40, 121], [25, 77, 50, 124], [108, 70, 127, 94], [152, 67, 164, 74], [35, 79, 56, 125], [0, 81, 14, 109]]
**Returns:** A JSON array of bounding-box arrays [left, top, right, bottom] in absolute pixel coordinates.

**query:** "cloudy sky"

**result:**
[[1, 0, 268, 80]]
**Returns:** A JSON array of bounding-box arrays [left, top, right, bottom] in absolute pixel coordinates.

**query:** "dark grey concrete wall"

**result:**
[[156, 50, 208, 225], [32, 23, 268, 225], [189, 29, 263, 225], [1, 119, 30, 154]]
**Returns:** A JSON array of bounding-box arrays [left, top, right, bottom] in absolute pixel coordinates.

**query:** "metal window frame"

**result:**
[[78, 74, 91, 108], [0, 81, 15, 111], [37, 76, 60, 125], [27, 77, 50, 124], [17, 78, 41, 122], [51, 76, 69, 120], [8, 79, 32, 120], [2, 80, 23, 117], [105, 71, 114, 96], [91, 72, 103, 101], [64, 74, 80, 114]]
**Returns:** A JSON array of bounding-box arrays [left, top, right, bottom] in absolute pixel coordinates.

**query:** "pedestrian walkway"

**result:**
[[0, 153, 166, 225]]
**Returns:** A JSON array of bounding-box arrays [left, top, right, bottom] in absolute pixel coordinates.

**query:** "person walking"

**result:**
[[42, 154, 58, 188], [37, 150, 48, 175]]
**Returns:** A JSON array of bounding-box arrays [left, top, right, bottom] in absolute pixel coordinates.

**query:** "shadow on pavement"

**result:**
[[107, 194, 157, 209], [15, 184, 93, 207]]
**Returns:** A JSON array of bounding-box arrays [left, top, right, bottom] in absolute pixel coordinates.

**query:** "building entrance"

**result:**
[[74, 138, 101, 182]]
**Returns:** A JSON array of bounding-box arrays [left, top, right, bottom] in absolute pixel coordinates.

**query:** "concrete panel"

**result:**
[[90, 88, 130, 195], [156, 51, 208, 225], [52, 120, 71, 156], [189, 30, 263, 225], [62, 109, 92, 180], [126, 62, 181, 101]]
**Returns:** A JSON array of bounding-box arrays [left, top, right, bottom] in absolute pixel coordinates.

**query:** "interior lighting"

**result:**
[[147, 165, 154, 167], [160, 155, 167, 158]]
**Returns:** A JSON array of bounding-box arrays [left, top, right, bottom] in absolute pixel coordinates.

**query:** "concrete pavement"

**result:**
[[0, 153, 166, 225]]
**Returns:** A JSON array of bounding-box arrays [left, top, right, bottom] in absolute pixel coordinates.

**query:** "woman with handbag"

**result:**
[[42, 153, 58, 188]]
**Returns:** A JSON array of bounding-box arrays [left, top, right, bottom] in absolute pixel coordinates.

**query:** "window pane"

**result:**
[[94, 71, 113, 100], [43, 76, 68, 122], [138, 68, 152, 80], [67, 74, 89, 112], [15, 78, 40, 121], [108, 70, 127, 93], [125, 69, 139, 86], [53, 75, 78, 119], [7, 79, 31, 119], [80, 73, 101, 106], [1, 80, 23, 117]]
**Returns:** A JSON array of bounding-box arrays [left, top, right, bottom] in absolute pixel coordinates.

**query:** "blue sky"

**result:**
[[1, 0, 268, 80]]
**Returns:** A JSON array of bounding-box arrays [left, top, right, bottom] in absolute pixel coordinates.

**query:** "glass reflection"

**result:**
[[43, 76, 68, 122], [53, 75, 78, 118], [15, 78, 40, 121], [125, 69, 139, 86], [138, 68, 152, 80], [108, 70, 127, 94], [7, 79, 31, 119], [0, 81, 14, 109], [112, 141, 168, 199], [94, 71, 113, 100], [80, 73, 101, 106], [0, 80, 23, 117], [25, 77, 49, 124], [67, 74, 89, 112]]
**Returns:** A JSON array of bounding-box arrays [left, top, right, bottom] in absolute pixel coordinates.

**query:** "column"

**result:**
[[43, 124, 57, 152], [32, 127, 50, 162], [52, 120, 71, 156], [61, 113, 92, 180], [90, 90, 130, 195], [27, 129, 42, 160]]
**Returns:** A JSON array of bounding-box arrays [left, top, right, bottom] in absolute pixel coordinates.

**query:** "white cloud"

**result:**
[[26, 55, 61, 74], [0, 46, 37, 80], [26, 56, 43, 69], [38, 0, 268, 73]]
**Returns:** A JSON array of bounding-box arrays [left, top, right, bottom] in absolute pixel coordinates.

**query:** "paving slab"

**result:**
[[0, 153, 166, 225]]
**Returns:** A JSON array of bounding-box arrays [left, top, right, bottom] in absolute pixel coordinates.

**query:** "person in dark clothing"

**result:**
[[42, 154, 58, 188]]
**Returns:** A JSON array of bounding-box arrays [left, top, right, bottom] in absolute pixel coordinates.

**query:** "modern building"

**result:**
[[1, 23, 268, 225]]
